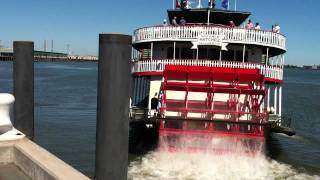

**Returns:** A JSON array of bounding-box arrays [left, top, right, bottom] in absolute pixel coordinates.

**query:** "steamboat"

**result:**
[[130, 0, 294, 153]]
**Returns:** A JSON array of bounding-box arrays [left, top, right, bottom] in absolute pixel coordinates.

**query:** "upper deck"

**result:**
[[131, 4, 286, 84], [167, 8, 251, 26], [133, 7, 286, 54], [133, 25, 286, 53]]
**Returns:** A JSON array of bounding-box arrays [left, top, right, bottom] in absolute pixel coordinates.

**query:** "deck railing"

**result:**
[[132, 59, 283, 81], [133, 26, 286, 50]]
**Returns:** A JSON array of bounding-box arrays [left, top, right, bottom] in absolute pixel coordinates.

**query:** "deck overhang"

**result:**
[[131, 59, 284, 84], [168, 8, 251, 26]]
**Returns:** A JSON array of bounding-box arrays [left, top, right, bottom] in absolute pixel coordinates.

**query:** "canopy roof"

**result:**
[[168, 8, 251, 26]]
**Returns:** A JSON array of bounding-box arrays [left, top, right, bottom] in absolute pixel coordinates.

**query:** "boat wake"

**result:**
[[128, 137, 319, 180]]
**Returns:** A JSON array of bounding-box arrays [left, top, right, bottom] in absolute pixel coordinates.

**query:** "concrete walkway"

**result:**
[[0, 138, 90, 180]]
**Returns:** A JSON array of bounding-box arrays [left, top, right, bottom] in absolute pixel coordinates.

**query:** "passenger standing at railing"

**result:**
[[274, 24, 281, 33], [229, 21, 236, 27], [272, 25, 276, 32], [151, 93, 159, 110], [163, 19, 168, 26], [180, 17, 186, 25], [181, 0, 189, 9], [208, 0, 216, 8], [172, 16, 178, 25], [254, 22, 261, 30], [245, 19, 254, 29]]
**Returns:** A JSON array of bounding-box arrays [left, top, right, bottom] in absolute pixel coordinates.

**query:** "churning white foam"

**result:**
[[128, 136, 319, 180]]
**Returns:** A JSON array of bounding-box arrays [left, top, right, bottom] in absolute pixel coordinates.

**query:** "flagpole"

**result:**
[[207, 0, 213, 25], [207, 9, 211, 25], [235, 0, 237, 11], [173, 0, 175, 9]]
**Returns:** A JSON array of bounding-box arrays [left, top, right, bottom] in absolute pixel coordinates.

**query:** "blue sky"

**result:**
[[1, 0, 319, 65]]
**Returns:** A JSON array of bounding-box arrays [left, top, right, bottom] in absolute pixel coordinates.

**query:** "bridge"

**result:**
[[0, 48, 98, 61]]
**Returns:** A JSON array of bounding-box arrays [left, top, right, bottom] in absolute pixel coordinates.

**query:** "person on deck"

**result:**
[[272, 25, 275, 32], [180, 17, 186, 25], [172, 16, 178, 25], [245, 19, 254, 29], [208, 0, 216, 8], [151, 93, 159, 110], [229, 21, 236, 27], [181, 0, 187, 9], [163, 19, 168, 26], [274, 24, 280, 33], [254, 22, 261, 30], [186, 0, 191, 9]]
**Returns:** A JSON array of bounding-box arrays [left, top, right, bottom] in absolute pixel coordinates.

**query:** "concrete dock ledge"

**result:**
[[0, 138, 90, 180]]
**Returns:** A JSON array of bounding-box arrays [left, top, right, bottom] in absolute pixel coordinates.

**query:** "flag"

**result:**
[[176, 0, 181, 8], [222, 0, 229, 9]]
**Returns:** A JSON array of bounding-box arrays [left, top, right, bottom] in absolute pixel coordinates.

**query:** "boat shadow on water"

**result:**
[[129, 120, 160, 155]]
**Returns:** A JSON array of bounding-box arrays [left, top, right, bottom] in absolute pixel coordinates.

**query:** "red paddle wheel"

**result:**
[[158, 65, 268, 153]]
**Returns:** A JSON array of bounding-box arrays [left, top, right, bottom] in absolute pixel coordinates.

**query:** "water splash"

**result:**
[[128, 136, 319, 180]]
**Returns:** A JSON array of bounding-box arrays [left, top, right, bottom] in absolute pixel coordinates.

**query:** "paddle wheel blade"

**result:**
[[158, 65, 268, 153]]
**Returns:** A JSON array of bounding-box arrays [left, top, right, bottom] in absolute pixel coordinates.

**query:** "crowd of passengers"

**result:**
[[162, 17, 281, 33]]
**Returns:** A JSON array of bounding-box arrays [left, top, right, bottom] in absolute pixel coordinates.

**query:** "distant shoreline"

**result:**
[[0, 58, 97, 62], [1, 59, 319, 70]]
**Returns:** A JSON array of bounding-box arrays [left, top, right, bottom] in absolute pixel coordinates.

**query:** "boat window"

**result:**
[[181, 47, 193, 59], [208, 48, 220, 60], [167, 47, 173, 59], [235, 50, 248, 62], [131, 76, 150, 107], [167, 47, 180, 59], [198, 48, 207, 59], [222, 50, 235, 61]]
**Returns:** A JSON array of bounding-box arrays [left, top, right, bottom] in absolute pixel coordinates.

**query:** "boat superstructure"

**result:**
[[130, 1, 292, 152]]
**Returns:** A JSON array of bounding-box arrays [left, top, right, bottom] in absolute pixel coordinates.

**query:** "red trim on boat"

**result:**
[[132, 72, 283, 84]]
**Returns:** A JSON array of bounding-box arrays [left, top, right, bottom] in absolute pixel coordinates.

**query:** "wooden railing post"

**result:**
[[95, 34, 131, 180], [13, 41, 34, 139]]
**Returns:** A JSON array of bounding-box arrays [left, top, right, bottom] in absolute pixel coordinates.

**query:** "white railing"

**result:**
[[132, 59, 283, 81], [133, 26, 286, 50]]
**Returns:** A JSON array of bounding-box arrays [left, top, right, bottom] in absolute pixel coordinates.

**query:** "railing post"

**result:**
[[267, 87, 270, 110], [13, 41, 34, 139], [274, 86, 278, 115], [279, 86, 282, 117], [95, 34, 132, 180]]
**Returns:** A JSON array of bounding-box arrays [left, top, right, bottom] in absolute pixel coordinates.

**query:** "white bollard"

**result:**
[[0, 93, 14, 134]]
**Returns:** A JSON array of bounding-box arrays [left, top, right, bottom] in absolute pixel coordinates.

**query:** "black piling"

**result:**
[[95, 34, 132, 180], [13, 41, 34, 139]]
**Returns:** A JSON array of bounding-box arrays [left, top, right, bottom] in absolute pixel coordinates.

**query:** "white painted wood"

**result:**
[[132, 59, 284, 81], [274, 86, 278, 115], [133, 26, 286, 50], [279, 86, 282, 117], [267, 87, 270, 110], [0, 93, 14, 134], [150, 42, 153, 60]]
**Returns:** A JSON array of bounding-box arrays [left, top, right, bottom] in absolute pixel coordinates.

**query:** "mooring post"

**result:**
[[13, 41, 34, 139], [95, 34, 132, 180]]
